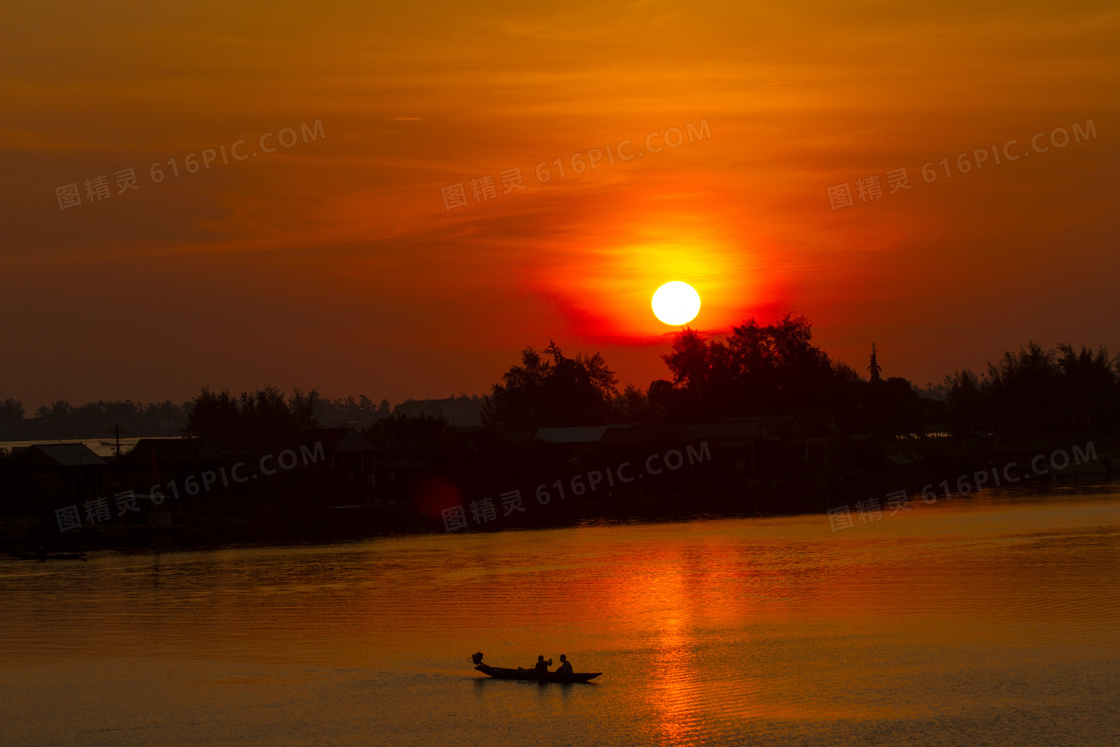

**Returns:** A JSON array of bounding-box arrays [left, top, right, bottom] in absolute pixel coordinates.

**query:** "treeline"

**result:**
[[485, 315, 1120, 439], [0, 391, 395, 441], [184, 387, 454, 439], [0, 398, 186, 440], [946, 343, 1120, 438], [185, 387, 401, 436], [6, 315, 1118, 443], [484, 315, 938, 436]]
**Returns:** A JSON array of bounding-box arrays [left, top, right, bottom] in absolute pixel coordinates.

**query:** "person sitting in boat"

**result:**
[[532, 655, 552, 676], [556, 654, 573, 677]]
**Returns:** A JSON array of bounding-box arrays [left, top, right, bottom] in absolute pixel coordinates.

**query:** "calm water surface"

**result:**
[[2, 486, 1119, 745]]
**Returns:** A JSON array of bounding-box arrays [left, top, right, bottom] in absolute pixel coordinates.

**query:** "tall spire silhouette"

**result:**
[[868, 343, 882, 383]]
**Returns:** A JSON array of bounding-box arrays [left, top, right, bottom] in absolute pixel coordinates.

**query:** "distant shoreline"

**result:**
[[5, 462, 1116, 557]]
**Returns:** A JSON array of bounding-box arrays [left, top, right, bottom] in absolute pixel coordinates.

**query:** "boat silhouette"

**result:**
[[469, 652, 601, 683]]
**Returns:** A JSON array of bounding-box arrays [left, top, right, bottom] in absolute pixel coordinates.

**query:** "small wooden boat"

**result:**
[[470, 653, 601, 683], [475, 663, 601, 683]]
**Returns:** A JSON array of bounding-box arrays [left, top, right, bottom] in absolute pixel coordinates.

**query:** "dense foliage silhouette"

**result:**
[[2, 318, 1118, 442]]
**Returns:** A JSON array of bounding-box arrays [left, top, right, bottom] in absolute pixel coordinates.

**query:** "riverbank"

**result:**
[[3, 427, 1117, 554]]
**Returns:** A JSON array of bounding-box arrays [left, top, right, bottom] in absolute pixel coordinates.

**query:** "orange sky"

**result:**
[[2, 0, 1118, 408]]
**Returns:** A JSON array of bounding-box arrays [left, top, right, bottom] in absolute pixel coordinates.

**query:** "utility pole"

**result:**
[[112, 424, 122, 458]]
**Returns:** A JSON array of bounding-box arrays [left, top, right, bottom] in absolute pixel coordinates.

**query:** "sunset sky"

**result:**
[[2, 0, 1117, 409]]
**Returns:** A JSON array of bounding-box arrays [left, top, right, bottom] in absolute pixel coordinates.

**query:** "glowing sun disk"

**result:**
[[652, 281, 701, 325]]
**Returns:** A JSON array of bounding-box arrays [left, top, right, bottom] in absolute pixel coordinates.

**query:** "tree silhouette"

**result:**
[[660, 314, 857, 419], [484, 341, 618, 432], [946, 369, 983, 433], [945, 343, 1120, 437], [612, 383, 650, 423], [185, 386, 320, 436], [0, 398, 25, 437], [184, 388, 240, 436], [868, 343, 882, 383]]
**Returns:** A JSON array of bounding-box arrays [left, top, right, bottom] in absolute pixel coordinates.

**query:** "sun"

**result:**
[[652, 281, 701, 326]]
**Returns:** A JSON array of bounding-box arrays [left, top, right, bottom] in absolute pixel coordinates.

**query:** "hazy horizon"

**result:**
[[4, 326, 1116, 413]]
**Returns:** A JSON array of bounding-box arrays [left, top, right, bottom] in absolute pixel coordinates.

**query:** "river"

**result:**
[[2, 485, 1118, 745]]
